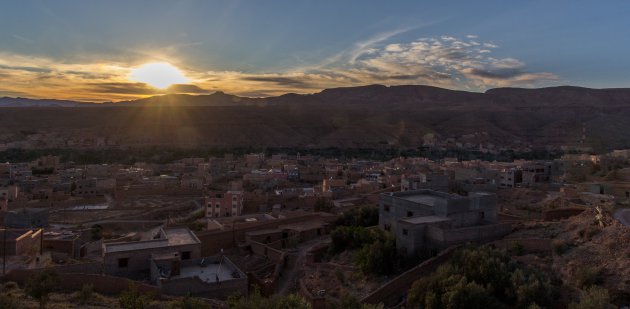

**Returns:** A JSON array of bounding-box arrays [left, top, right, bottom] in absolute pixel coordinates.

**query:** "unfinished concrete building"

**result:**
[[379, 190, 511, 256]]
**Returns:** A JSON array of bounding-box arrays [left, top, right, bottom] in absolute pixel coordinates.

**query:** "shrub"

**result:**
[[568, 286, 616, 309], [407, 246, 557, 309], [552, 239, 569, 255], [3, 281, 19, 290], [574, 266, 603, 288], [79, 283, 94, 305], [509, 241, 525, 256], [119, 283, 151, 309], [25, 270, 60, 309], [0, 293, 24, 309]]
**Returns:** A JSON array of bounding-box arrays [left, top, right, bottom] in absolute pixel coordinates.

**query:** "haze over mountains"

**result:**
[[1, 85, 629, 152], [3, 84, 630, 109]]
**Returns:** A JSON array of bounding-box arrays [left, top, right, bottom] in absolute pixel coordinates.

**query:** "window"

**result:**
[[181, 251, 191, 260], [118, 258, 129, 268], [402, 229, 408, 236], [384, 205, 390, 212], [384, 224, 391, 231], [407, 211, 413, 217]]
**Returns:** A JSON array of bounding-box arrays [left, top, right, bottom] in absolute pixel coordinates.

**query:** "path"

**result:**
[[276, 236, 329, 295]]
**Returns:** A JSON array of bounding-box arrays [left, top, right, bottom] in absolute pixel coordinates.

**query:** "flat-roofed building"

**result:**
[[103, 227, 201, 278], [380, 190, 510, 256]]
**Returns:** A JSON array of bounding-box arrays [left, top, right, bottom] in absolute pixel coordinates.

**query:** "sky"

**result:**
[[1, 0, 630, 102]]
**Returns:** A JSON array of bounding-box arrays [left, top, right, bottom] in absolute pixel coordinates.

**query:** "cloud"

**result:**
[[241, 76, 309, 87], [85, 82, 158, 95], [0, 34, 559, 101]]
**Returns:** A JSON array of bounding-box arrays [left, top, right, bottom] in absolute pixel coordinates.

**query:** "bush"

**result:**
[[407, 246, 557, 309], [3, 281, 19, 290], [79, 283, 94, 305], [227, 288, 311, 309], [552, 239, 569, 255], [578, 226, 600, 240], [329, 226, 378, 254], [168, 296, 213, 309], [509, 241, 525, 256], [355, 234, 398, 276], [0, 293, 24, 309], [119, 283, 151, 309], [336, 206, 379, 227], [569, 286, 616, 309], [574, 266, 603, 288], [25, 270, 60, 309]]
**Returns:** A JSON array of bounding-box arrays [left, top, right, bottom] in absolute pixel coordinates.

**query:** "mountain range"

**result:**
[[1, 85, 629, 151]]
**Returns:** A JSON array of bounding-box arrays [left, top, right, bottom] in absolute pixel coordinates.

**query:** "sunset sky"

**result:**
[[1, 1, 629, 102]]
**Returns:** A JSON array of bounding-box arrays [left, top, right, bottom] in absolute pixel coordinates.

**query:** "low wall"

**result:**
[[362, 246, 460, 306], [160, 275, 247, 300], [542, 207, 586, 221], [3, 270, 159, 296]]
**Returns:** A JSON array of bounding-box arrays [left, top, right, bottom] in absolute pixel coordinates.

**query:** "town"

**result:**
[[1, 148, 629, 308]]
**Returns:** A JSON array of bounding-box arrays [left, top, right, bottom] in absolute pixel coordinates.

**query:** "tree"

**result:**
[[356, 235, 398, 275], [406, 246, 557, 309], [568, 286, 616, 309], [25, 270, 60, 309]]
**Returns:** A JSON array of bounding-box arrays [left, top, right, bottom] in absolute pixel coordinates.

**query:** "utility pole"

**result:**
[[3, 228, 7, 276]]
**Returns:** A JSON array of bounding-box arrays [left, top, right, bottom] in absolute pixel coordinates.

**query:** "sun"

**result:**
[[129, 62, 190, 89]]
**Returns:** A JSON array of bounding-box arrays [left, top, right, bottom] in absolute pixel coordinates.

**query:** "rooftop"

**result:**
[[169, 257, 245, 283], [104, 227, 199, 254], [164, 227, 201, 246]]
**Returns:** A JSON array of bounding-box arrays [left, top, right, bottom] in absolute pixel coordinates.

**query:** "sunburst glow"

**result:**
[[129, 62, 189, 89]]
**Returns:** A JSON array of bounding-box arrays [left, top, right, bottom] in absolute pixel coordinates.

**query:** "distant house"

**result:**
[[379, 190, 510, 256], [205, 191, 244, 217]]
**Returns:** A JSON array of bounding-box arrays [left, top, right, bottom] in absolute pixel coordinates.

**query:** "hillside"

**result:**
[[1, 85, 629, 151]]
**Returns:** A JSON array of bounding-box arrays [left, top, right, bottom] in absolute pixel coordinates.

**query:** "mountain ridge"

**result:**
[[2, 84, 630, 108]]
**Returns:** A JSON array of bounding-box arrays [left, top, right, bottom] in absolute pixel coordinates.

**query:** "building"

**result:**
[[401, 173, 449, 192], [499, 169, 522, 188], [205, 191, 244, 218], [102, 227, 201, 278], [0, 229, 42, 256], [379, 190, 510, 256]]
